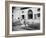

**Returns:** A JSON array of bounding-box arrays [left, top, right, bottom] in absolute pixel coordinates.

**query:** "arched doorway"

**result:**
[[28, 9, 33, 19]]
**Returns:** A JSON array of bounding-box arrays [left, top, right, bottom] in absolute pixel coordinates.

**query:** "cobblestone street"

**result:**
[[12, 23, 40, 31]]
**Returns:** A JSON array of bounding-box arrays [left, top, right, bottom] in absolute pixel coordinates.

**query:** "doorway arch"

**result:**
[[28, 9, 33, 19]]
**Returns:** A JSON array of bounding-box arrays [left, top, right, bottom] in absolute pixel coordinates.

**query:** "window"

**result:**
[[12, 7, 15, 13], [28, 10, 33, 19], [37, 13, 40, 17], [22, 15, 25, 19], [37, 8, 40, 12]]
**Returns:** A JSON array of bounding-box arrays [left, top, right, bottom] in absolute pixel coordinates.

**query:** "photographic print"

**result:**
[[5, 1, 45, 37], [12, 7, 40, 31]]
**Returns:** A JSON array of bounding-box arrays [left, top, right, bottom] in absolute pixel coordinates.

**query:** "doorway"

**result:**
[[22, 15, 25, 19], [28, 10, 33, 19]]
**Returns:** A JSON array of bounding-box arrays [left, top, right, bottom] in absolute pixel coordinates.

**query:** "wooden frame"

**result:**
[[5, 1, 45, 37]]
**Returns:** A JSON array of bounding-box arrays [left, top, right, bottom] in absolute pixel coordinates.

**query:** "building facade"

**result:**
[[12, 7, 40, 25]]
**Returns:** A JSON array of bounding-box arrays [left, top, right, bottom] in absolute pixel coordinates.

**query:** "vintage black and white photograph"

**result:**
[[12, 7, 40, 31]]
